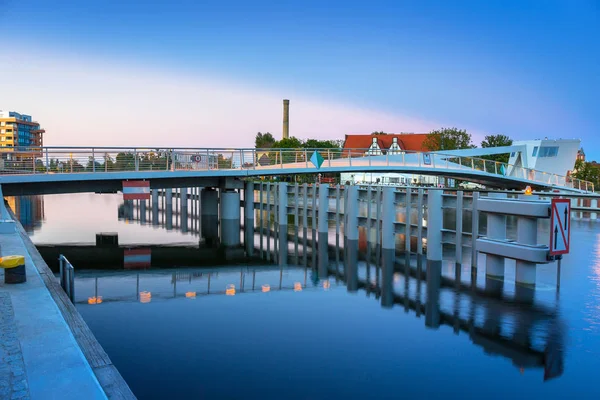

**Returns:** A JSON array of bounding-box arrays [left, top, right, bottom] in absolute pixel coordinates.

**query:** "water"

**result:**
[[11, 192, 600, 399]]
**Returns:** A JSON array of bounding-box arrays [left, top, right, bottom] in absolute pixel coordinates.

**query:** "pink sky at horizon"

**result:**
[[0, 48, 487, 148]]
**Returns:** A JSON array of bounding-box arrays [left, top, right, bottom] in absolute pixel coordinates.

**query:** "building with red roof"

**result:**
[[342, 133, 430, 155]]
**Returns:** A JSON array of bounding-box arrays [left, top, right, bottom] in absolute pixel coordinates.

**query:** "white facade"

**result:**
[[507, 139, 580, 177]]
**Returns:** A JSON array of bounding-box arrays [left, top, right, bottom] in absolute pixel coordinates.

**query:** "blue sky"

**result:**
[[1, 0, 598, 156]]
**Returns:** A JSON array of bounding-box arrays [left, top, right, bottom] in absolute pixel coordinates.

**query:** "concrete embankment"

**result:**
[[0, 199, 135, 400]]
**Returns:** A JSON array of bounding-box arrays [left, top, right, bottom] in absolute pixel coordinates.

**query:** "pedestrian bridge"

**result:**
[[0, 146, 592, 195]]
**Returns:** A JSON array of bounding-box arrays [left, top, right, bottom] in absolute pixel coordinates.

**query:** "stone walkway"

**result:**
[[0, 292, 30, 400]]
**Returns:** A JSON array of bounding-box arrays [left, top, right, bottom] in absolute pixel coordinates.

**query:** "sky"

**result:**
[[0, 0, 598, 156]]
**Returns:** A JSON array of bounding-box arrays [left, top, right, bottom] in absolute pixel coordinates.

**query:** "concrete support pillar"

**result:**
[[201, 188, 219, 246], [317, 184, 330, 278], [151, 189, 159, 226], [220, 189, 241, 247], [515, 210, 537, 302], [426, 189, 443, 262], [380, 187, 396, 308], [180, 187, 188, 233], [471, 192, 480, 268], [592, 199, 598, 221], [344, 185, 359, 241], [278, 183, 288, 265], [245, 182, 255, 257], [455, 191, 463, 265], [165, 188, 173, 231], [485, 193, 507, 279], [405, 187, 412, 254]]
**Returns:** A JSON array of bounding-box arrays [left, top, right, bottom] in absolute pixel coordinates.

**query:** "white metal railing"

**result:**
[[0, 146, 593, 191], [59, 254, 75, 302]]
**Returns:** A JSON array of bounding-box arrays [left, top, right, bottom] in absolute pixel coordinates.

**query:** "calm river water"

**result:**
[[11, 192, 600, 399]]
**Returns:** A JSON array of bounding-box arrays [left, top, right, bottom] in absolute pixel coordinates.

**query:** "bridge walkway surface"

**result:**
[[0, 204, 135, 399]]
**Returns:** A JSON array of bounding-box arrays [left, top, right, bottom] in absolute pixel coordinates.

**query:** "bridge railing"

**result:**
[[0, 146, 593, 191]]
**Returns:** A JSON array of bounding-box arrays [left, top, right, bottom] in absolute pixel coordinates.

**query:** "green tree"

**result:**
[[303, 139, 340, 149], [85, 156, 102, 171], [371, 131, 388, 135], [115, 152, 136, 171], [255, 132, 276, 148], [423, 127, 474, 151], [572, 159, 600, 190], [481, 134, 513, 164]]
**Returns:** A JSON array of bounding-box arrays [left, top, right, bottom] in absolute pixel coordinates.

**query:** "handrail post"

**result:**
[[328, 149, 331, 167], [206, 149, 210, 170], [134, 148, 139, 171], [92, 148, 96, 173], [280, 149, 283, 168], [471, 158, 475, 170], [494, 162, 498, 175], [348, 149, 352, 166], [240, 149, 244, 169], [305, 149, 308, 168], [45, 148, 49, 174]]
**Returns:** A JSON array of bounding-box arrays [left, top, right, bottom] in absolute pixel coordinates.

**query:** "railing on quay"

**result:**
[[0, 146, 593, 192], [59, 254, 75, 302]]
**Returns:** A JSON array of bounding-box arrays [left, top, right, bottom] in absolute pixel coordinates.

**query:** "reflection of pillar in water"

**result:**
[[425, 260, 442, 329], [220, 189, 241, 247], [140, 199, 147, 224], [152, 189, 159, 226], [317, 184, 329, 277], [181, 187, 189, 233], [381, 188, 396, 308], [244, 182, 255, 257], [318, 233, 329, 279], [165, 188, 173, 230], [201, 188, 219, 246], [345, 239, 359, 292]]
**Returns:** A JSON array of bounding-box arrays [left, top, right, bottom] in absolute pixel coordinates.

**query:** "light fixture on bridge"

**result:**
[[524, 186, 533, 195]]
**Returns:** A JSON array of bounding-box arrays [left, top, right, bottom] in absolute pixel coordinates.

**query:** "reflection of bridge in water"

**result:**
[[67, 228, 564, 382]]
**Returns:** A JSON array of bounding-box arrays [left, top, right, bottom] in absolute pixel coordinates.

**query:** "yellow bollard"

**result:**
[[0, 255, 26, 284]]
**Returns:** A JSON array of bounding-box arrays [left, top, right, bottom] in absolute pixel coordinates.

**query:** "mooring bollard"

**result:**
[[1, 255, 26, 284]]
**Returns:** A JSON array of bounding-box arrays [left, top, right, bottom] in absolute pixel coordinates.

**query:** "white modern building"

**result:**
[[507, 139, 580, 177]]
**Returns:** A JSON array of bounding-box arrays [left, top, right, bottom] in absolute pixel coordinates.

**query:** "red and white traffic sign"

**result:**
[[122, 180, 150, 200], [549, 198, 571, 255]]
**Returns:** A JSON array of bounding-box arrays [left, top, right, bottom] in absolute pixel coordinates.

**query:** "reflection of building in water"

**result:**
[[6, 195, 44, 233]]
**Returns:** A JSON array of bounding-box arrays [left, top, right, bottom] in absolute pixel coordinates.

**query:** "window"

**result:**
[[510, 152, 515, 157], [532, 146, 538, 157], [538, 146, 559, 157]]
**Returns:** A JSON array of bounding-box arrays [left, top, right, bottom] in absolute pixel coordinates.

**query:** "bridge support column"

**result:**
[[343, 185, 359, 292], [485, 193, 507, 280], [181, 187, 189, 233], [220, 189, 241, 247], [278, 183, 288, 265], [201, 188, 219, 246], [515, 205, 537, 303], [381, 187, 396, 308], [317, 184, 330, 279], [592, 199, 597, 221], [244, 182, 255, 257], [165, 189, 173, 230], [426, 189, 443, 262]]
